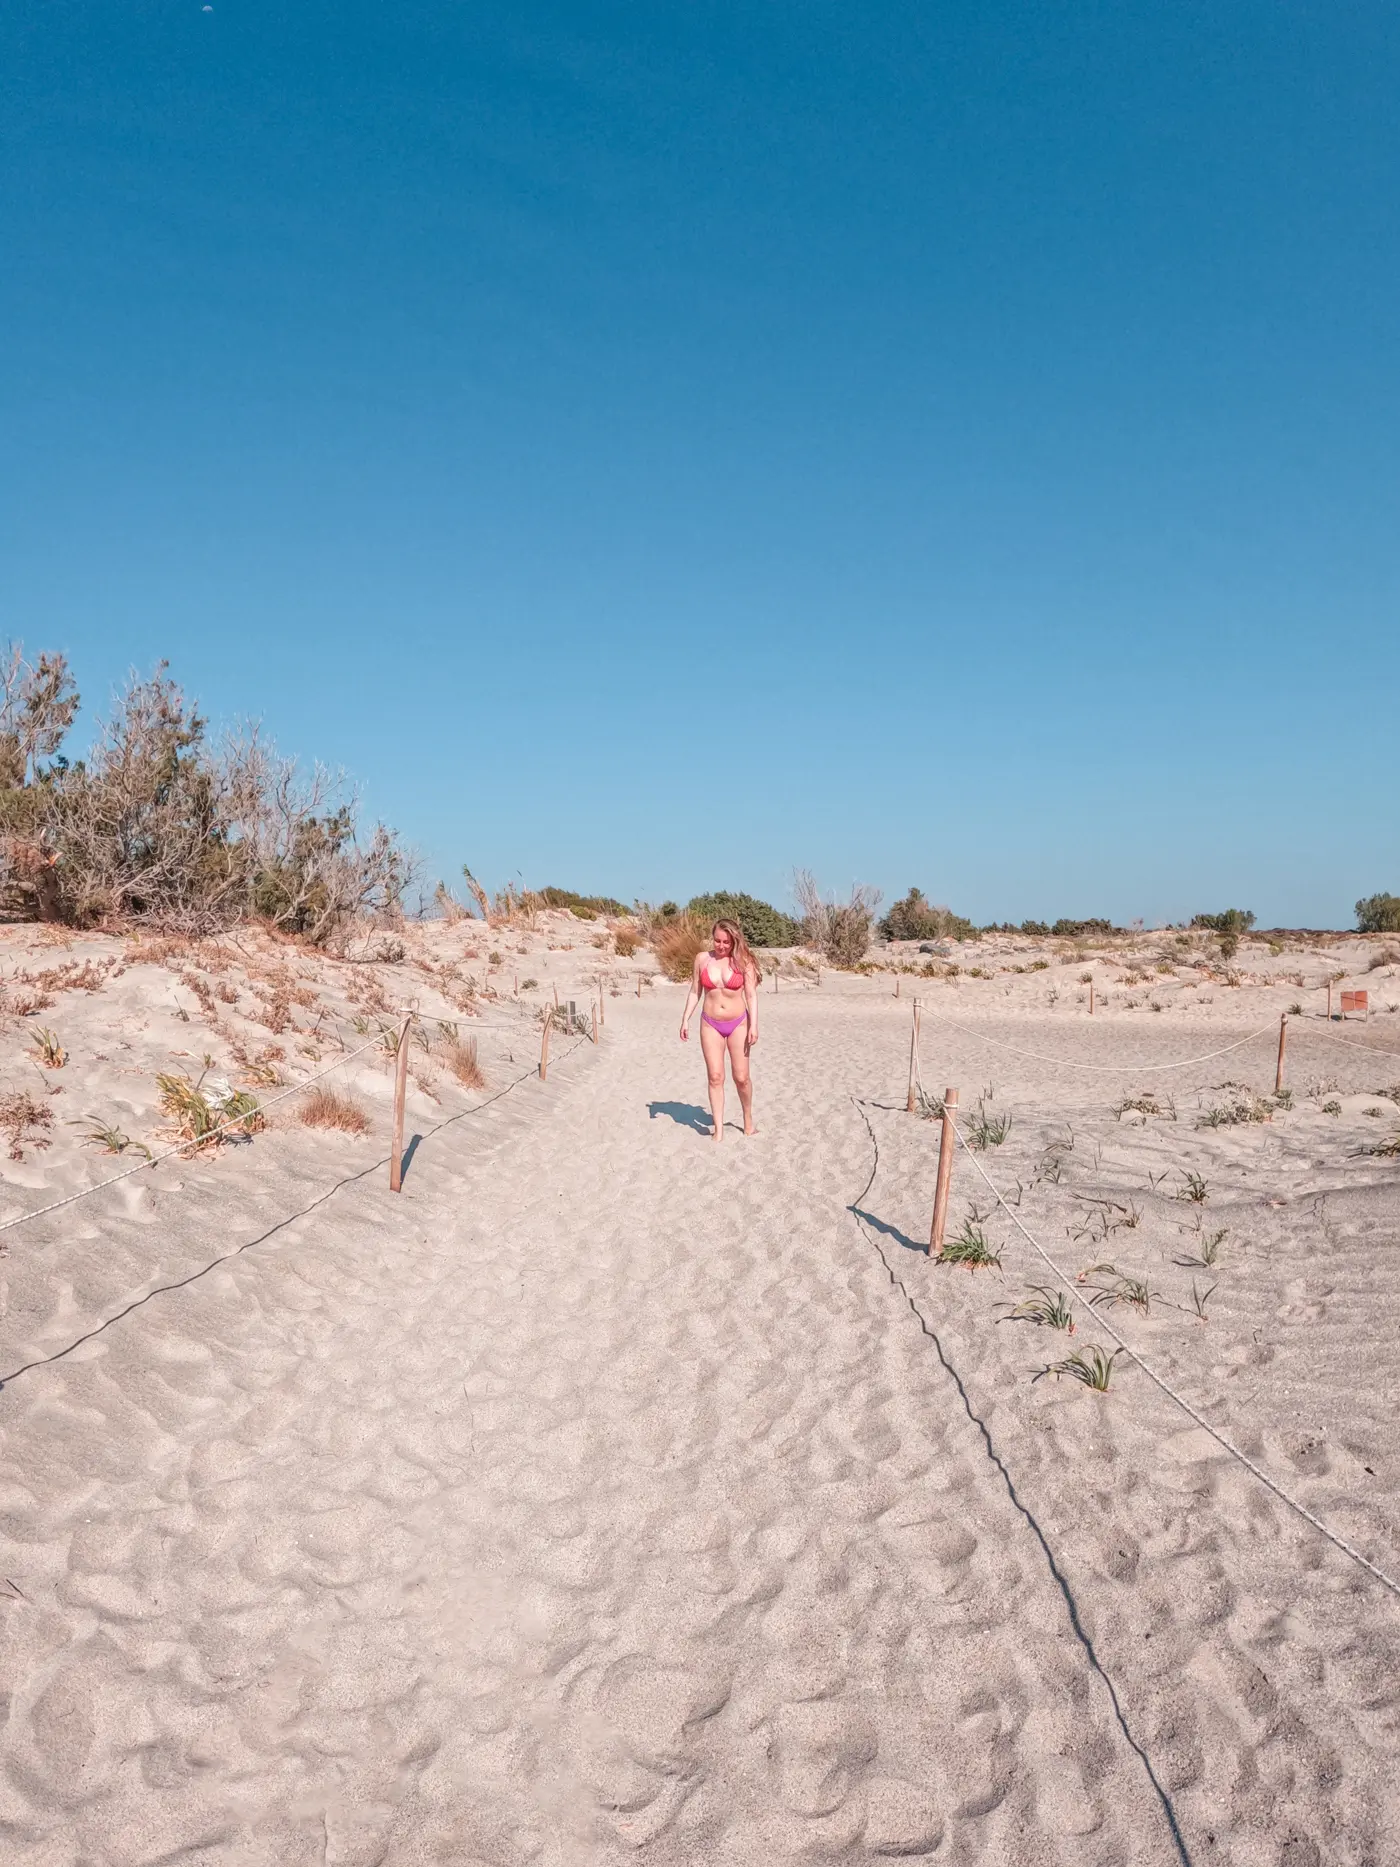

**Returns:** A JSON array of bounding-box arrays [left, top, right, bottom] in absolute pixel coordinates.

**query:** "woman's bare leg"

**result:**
[[727, 1023, 757, 1135], [699, 1020, 727, 1140]]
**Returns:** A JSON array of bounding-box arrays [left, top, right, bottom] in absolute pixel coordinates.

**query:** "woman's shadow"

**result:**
[[648, 1101, 713, 1135]]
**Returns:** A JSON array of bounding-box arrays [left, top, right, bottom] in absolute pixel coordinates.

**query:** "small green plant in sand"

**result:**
[[1038, 1345, 1121, 1391], [1086, 1270, 1153, 1314], [937, 1217, 1002, 1270], [966, 1096, 1012, 1150], [1179, 1226, 1228, 1268], [156, 1071, 264, 1149], [1069, 1198, 1141, 1245], [1037, 1136, 1072, 1186], [30, 1026, 66, 1068], [1185, 1279, 1217, 1321], [1196, 1085, 1272, 1129], [1273, 1087, 1294, 1111], [521, 977, 539, 990], [69, 1116, 152, 1158], [1322, 1100, 1341, 1116], [1001, 1286, 1076, 1333], [1360, 1133, 1400, 1158], [1178, 1171, 1209, 1205]]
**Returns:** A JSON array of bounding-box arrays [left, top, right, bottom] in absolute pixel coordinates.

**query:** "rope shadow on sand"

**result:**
[[849, 1097, 1194, 1867], [0, 1038, 591, 1396]]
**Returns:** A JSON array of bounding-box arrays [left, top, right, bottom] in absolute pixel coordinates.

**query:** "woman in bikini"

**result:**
[[679, 918, 759, 1141]]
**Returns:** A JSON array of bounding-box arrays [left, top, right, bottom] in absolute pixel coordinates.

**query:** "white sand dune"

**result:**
[[1, 926, 1398, 1863]]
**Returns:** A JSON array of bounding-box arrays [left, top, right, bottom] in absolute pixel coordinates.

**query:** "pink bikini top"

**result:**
[[701, 957, 744, 992]]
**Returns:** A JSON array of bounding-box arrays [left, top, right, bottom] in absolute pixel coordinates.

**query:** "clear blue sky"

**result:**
[[3, 2, 1397, 929]]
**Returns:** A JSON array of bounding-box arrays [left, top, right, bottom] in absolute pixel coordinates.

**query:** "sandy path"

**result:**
[[1, 983, 1397, 1864]]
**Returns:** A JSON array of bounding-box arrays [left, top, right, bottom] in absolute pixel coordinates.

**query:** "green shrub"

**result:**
[[1051, 918, 1116, 937], [687, 890, 801, 948], [878, 887, 974, 943], [1192, 908, 1255, 961], [1356, 893, 1400, 935], [538, 886, 629, 916], [1191, 909, 1256, 935]]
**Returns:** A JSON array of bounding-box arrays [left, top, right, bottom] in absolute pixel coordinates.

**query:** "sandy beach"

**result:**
[[1, 919, 1398, 1864]]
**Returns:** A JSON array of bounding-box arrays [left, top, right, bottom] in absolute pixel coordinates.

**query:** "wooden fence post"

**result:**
[[389, 1014, 412, 1192], [905, 1000, 922, 1113], [1275, 1013, 1288, 1094], [929, 1087, 959, 1255], [895, 974, 900, 998], [1326, 981, 1332, 1021], [539, 1013, 551, 1082], [1088, 980, 1095, 1016], [592, 1003, 598, 1045], [599, 987, 605, 1028]]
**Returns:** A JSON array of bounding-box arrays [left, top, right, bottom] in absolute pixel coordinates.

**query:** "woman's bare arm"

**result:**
[[680, 950, 704, 1039], [744, 964, 758, 1043]]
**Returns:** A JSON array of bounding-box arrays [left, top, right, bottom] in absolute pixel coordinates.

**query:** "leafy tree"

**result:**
[[1356, 893, 1400, 934]]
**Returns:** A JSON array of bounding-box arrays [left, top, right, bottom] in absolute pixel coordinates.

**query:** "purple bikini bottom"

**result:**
[[702, 1010, 748, 1038]]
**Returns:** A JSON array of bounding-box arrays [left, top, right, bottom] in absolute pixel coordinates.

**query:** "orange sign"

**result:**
[[1341, 990, 1368, 1017]]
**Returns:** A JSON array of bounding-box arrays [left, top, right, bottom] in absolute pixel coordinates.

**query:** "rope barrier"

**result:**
[[0, 1032, 390, 1237], [1300, 1023, 1400, 1062], [918, 1010, 1277, 1074], [942, 1116, 1400, 1606], [0, 1002, 550, 1240], [0, 1027, 594, 1392]]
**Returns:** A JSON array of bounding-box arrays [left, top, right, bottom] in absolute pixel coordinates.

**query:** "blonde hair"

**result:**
[[711, 918, 760, 984]]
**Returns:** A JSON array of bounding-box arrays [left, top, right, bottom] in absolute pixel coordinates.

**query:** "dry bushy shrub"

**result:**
[[445, 1037, 485, 1088], [879, 887, 973, 943], [0, 646, 412, 944], [614, 928, 639, 957], [156, 1072, 264, 1148], [651, 912, 709, 982], [299, 1086, 371, 1134], [794, 870, 882, 968], [0, 1090, 53, 1160]]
